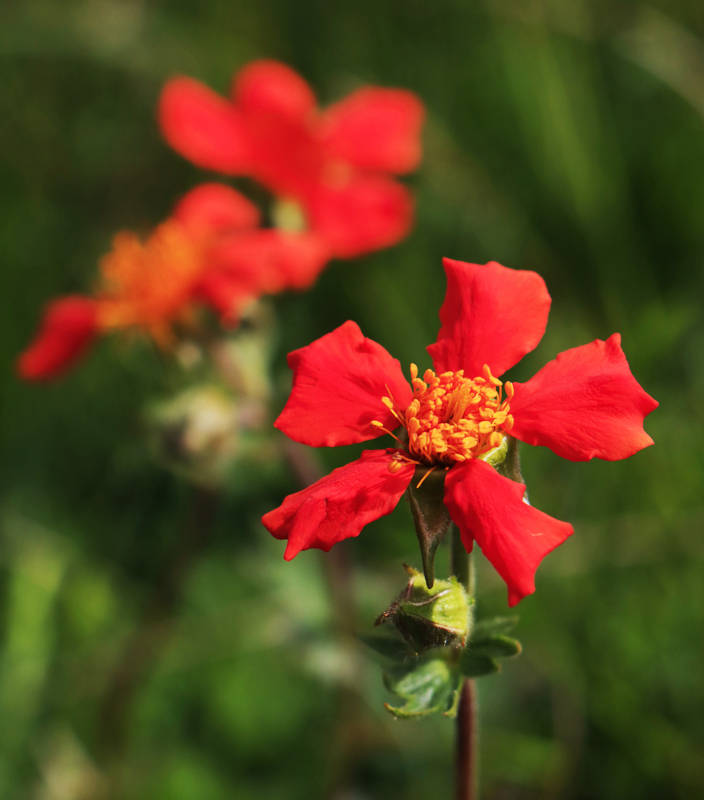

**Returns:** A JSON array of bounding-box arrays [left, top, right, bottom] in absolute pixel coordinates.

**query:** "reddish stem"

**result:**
[[456, 679, 478, 800]]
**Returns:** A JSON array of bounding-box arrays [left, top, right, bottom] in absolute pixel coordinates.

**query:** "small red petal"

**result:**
[[173, 183, 260, 235], [427, 259, 551, 377], [307, 174, 413, 258], [199, 230, 330, 321], [510, 333, 658, 461], [275, 320, 413, 447], [321, 87, 425, 174], [212, 229, 329, 291], [159, 77, 251, 173], [232, 60, 316, 121], [444, 460, 573, 606], [17, 296, 99, 380], [262, 449, 415, 560], [196, 270, 251, 326]]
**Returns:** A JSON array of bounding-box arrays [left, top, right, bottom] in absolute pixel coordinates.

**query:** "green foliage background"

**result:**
[[1, 1, 702, 797]]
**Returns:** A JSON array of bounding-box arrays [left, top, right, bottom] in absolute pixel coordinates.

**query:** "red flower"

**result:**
[[18, 183, 328, 380], [263, 259, 658, 605], [159, 60, 424, 259]]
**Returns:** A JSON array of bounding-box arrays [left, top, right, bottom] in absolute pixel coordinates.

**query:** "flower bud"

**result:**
[[377, 566, 472, 652]]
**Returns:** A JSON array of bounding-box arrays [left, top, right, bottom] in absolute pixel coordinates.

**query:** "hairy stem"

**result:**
[[451, 525, 478, 800], [456, 679, 478, 800]]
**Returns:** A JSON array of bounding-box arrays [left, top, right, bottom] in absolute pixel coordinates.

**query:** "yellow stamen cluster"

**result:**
[[373, 364, 514, 466]]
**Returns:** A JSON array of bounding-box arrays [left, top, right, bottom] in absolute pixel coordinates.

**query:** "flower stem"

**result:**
[[456, 679, 478, 800], [451, 524, 478, 800]]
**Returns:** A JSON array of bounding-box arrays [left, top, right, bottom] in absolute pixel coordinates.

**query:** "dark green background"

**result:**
[[1, 1, 702, 798]]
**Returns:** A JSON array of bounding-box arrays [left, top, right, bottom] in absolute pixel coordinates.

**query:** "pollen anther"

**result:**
[[373, 362, 514, 466]]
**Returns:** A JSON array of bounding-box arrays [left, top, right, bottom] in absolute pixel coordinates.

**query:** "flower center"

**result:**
[[374, 364, 514, 466], [271, 198, 307, 233], [96, 221, 205, 340]]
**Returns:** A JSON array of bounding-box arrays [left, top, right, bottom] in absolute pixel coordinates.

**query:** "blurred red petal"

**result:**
[[510, 333, 658, 461], [173, 183, 260, 235], [209, 229, 329, 292], [322, 87, 424, 173], [275, 320, 412, 447], [427, 259, 551, 378], [444, 460, 573, 606], [262, 449, 415, 559], [307, 174, 413, 258], [159, 77, 251, 173], [18, 296, 99, 380], [196, 271, 252, 324], [199, 230, 330, 321], [232, 59, 316, 121]]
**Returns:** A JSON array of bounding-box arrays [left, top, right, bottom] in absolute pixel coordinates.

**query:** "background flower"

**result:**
[[18, 183, 328, 379], [159, 59, 424, 258]]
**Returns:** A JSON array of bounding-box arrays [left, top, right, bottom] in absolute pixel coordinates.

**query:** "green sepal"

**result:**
[[406, 469, 452, 587], [383, 654, 462, 719], [495, 436, 524, 483], [478, 434, 509, 468]]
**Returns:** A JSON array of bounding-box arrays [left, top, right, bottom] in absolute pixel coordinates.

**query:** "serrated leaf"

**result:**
[[359, 633, 414, 663], [471, 615, 519, 640], [469, 634, 522, 659], [459, 651, 500, 678], [383, 656, 461, 718]]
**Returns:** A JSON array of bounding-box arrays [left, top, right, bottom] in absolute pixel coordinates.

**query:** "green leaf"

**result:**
[[359, 634, 414, 663], [458, 615, 522, 678], [383, 656, 461, 718], [469, 634, 522, 659], [471, 615, 519, 640], [459, 651, 500, 678]]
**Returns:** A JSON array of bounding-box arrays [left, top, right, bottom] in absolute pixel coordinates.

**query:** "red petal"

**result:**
[[232, 60, 317, 122], [159, 77, 251, 173], [275, 320, 412, 447], [307, 174, 413, 258], [17, 296, 99, 380], [427, 259, 551, 377], [199, 230, 330, 321], [172, 183, 260, 235], [196, 270, 252, 325], [509, 333, 658, 461], [262, 449, 415, 559], [322, 87, 425, 174], [444, 460, 573, 606]]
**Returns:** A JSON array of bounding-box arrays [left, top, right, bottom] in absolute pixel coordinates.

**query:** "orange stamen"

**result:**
[[372, 363, 514, 467], [96, 221, 206, 341], [415, 466, 437, 489]]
